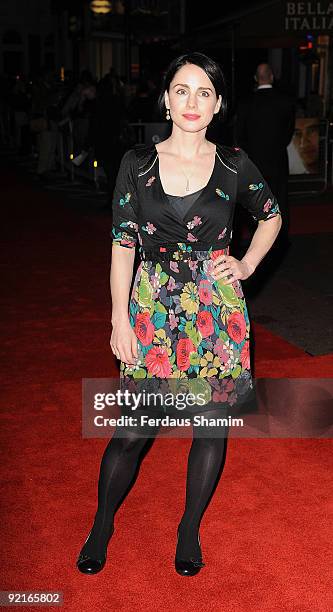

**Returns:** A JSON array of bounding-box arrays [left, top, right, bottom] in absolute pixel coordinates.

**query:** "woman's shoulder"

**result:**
[[216, 143, 245, 161], [118, 144, 157, 185], [121, 144, 156, 171], [215, 143, 246, 174]]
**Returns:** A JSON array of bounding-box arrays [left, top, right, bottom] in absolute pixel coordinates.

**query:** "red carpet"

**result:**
[[1, 171, 332, 611]]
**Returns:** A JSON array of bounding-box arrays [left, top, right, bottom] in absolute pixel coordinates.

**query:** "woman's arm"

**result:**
[[240, 215, 283, 275], [109, 149, 140, 366], [213, 148, 283, 283], [213, 215, 282, 283], [110, 244, 135, 321], [110, 245, 138, 365]]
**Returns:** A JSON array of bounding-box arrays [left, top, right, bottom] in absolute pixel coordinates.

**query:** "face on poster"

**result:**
[[288, 117, 320, 175]]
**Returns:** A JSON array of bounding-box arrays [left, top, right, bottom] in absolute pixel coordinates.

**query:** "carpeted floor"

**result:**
[[1, 167, 332, 611]]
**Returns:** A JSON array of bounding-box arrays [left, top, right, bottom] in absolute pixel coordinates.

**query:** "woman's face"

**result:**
[[164, 63, 222, 132]]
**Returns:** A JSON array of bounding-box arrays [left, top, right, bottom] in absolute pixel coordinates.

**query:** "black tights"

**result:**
[[79, 409, 229, 561]]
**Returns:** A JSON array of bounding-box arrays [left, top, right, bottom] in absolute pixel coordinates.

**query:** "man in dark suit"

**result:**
[[235, 63, 296, 243]]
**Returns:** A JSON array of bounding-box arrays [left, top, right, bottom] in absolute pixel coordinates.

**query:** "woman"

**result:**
[[77, 52, 282, 577]]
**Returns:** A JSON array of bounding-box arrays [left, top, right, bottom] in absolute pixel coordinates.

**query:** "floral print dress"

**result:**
[[111, 143, 281, 412]]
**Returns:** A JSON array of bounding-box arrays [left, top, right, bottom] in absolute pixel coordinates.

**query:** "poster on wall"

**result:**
[[288, 117, 320, 175]]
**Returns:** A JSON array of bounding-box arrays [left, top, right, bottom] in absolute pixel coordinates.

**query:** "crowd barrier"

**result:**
[[57, 119, 333, 196], [57, 120, 172, 189]]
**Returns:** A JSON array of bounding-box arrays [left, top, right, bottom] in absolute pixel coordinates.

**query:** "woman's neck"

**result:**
[[161, 127, 213, 160]]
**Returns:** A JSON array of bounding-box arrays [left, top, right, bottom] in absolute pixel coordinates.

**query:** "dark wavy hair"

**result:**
[[157, 52, 228, 124]]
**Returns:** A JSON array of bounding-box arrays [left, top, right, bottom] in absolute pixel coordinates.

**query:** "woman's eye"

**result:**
[[175, 89, 210, 96]]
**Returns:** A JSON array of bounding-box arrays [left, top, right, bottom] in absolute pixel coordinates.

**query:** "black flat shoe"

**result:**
[[76, 553, 106, 575], [175, 557, 206, 576], [76, 526, 115, 575], [175, 528, 206, 577]]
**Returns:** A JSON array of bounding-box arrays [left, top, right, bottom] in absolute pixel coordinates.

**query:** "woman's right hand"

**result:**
[[110, 317, 138, 366]]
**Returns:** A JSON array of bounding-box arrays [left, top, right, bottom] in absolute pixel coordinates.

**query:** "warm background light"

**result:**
[[90, 0, 112, 15]]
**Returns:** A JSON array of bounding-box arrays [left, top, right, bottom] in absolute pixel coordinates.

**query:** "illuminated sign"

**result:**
[[285, 1, 333, 31]]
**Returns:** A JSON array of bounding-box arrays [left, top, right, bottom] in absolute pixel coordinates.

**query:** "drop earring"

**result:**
[[166, 108, 170, 120]]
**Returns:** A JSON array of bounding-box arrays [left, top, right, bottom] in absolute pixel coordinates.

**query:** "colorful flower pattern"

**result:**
[[111, 145, 282, 410], [120, 250, 253, 407]]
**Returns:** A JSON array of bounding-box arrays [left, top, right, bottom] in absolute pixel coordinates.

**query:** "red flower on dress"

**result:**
[[135, 312, 155, 346], [196, 311, 214, 338], [212, 378, 235, 402], [210, 249, 227, 261], [198, 279, 213, 305], [227, 312, 246, 344], [176, 338, 196, 371], [146, 346, 172, 377], [240, 340, 250, 369]]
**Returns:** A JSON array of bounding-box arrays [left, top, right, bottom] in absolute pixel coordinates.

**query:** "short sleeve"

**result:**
[[236, 148, 281, 222], [111, 149, 139, 249]]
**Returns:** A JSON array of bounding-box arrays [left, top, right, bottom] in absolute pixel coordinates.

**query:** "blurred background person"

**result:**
[[235, 63, 296, 245], [94, 70, 132, 207], [9, 76, 31, 154], [128, 79, 158, 122], [31, 68, 61, 179], [70, 83, 97, 167], [61, 70, 96, 166]]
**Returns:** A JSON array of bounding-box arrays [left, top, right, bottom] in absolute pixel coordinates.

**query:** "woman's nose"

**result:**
[[187, 95, 197, 109]]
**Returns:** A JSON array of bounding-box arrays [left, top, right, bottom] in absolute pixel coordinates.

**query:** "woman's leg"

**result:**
[[79, 420, 160, 559], [176, 408, 229, 560]]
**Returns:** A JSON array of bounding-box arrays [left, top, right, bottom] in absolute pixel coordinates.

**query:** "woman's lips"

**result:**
[[182, 114, 200, 120]]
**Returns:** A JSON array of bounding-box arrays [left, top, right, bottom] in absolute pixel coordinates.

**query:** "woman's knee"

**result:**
[[191, 410, 229, 442], [113, 430, 148, 454], [191, 434, 226, 452]]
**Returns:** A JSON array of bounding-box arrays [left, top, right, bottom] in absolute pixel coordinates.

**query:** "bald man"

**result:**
[[235, 63, 296, 243]]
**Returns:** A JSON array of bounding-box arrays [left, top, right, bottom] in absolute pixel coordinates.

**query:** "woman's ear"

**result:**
[[164, 90, 169, 110], [214, 94, 222, 114]]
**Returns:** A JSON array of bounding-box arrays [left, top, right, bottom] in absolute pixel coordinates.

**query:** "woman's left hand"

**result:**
[[212, 254, 255, 285]]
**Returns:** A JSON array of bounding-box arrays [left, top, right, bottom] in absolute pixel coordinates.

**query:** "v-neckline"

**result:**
[[154, 143, 217, 223]]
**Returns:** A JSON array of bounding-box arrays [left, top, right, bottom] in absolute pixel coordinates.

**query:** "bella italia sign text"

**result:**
[[285, 2, 333, 30]]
